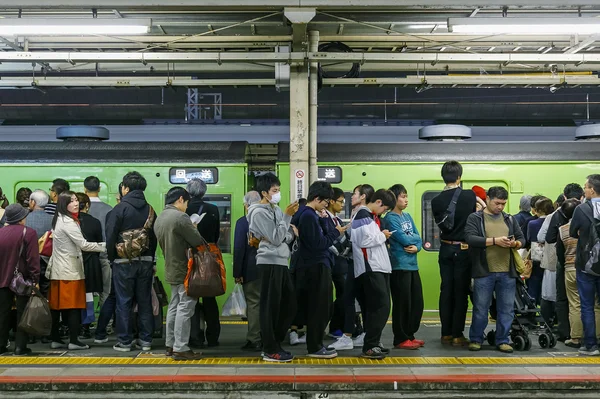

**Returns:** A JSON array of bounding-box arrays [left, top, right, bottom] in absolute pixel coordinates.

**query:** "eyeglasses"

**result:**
[[335, 199, 345, 204]]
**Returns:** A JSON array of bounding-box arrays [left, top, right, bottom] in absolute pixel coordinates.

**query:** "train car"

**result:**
[[0, 140, 249, 306], [276, 140, 600, 313]]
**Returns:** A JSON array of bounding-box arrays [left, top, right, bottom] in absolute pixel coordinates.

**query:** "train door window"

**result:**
[[15, 181, 111, 204], [421, 191, 442, 251], [202, 194, 232, 254]]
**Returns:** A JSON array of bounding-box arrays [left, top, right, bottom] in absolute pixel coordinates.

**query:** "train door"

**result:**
[[14, 180, 112, 204]]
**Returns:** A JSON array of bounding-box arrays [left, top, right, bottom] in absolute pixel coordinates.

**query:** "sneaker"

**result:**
[[352, 332, 365, 347], [113, 342, 132, 352], [565, 339, 581, 349], [468, 342, 482, 351], [327, 335, 353, 351], [412, 339, 425, 347], [452, 336, 470, 347], [328, 329, 343, 339], [361, 346, 385, 360], [135, 340, 151, 351], [308, 347, 338, 359], [68, 342, 90, 351], [262, 351, 294, 363], [377, 342, 391, 354], [50, 341, 67, 349], [94, 337, 109, 344], [579, 346, 600, 356], [395, 339, 420, 350], [289, 331, 306, 346], [497, 343, 513, 353]]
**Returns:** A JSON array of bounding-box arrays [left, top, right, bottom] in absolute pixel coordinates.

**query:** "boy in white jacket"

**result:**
[[351, 189, 396, 359]]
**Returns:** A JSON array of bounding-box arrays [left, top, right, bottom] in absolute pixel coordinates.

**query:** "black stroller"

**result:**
[[486, 278, 556, 351]]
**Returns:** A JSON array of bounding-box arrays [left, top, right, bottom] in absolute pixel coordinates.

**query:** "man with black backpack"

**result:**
[[431, 161, 477, 347], [569, 174, 600, 356], [105, 171, 157, 353]]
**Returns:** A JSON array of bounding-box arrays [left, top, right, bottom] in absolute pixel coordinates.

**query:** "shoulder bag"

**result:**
[[10, 228, 33, 296]]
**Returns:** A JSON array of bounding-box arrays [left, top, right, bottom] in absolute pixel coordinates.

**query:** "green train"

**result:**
[[2, 139, 600, 314], [277, 141, 600, 313]]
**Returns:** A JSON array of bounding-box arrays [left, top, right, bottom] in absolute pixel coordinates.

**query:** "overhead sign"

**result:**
[[293, 169, 307, 200], [169, 167, 219, 184]]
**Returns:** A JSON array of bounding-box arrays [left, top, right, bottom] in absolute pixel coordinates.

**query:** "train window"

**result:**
[[202, 194, 232, 254], [421, 191, 441, 252], [169, 167, 219, 184], [318, 167, 343, 184]]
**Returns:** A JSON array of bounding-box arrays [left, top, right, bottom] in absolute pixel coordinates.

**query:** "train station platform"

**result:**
[[1, 320, 599, 398]]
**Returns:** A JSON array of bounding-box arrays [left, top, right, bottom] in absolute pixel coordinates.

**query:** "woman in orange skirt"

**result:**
[[47, 191, 106, 350]]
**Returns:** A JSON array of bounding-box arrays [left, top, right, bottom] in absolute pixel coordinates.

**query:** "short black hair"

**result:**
[[587, 174, 600, 195], [298, 198, 307, 207], [530, 194, 544, 209], [84, 176, 101, 192], [441, 161, 463, 184], [332, 187, 345, 200], [52, 178, 70, 195], [307, 181, 334, 202], [353, 184, 375, 203], [388, 184, 407, 199], [256, 173, 281, 198], [122, 171, 147, 192], [555, 194, 566, 208], [563, 183, 583, 200], [487, 186, 509, 201], [370, 189, 397, 210], [165, 187, 190, 205], [561, 198, 580, 220]]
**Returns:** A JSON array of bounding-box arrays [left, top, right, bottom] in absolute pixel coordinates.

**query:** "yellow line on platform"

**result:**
[[0, 356, 596, 366]]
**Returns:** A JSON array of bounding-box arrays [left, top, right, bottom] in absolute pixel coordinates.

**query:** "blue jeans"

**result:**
[[576, 269, 600, 349], [95, 275, 116, 340], [113, 260, 154, 345], [469, 272, 515, 345], [526, 260, 544, 305]]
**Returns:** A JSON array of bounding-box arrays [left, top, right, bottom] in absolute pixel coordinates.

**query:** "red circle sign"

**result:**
[[424, 242, 431, 249], [296, 170, 305, 179]]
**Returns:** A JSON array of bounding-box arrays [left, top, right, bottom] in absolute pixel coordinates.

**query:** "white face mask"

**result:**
[[268, 192, 281, 205]]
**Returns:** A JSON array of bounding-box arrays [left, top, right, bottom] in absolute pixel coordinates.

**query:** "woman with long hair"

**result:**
[[47, 191, 106, 350]]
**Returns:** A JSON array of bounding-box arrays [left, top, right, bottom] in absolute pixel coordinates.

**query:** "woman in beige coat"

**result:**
[[47, 191, 106, 350]]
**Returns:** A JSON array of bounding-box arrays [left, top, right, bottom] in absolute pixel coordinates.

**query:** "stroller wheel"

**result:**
[[513, 335, 526, 351], [549, 334, 557, 349], [524, 335, 532, 351], [539, 333, 551, 349], [486, 330, 496, 346]]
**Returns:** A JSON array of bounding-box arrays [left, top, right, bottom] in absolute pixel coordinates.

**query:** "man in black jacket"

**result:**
[[431, 161, 476, 346], [570, 174, 600, 356], [464, 186, 525, 354], [186, 178, 222, 347], [105, 171, 157, 352]]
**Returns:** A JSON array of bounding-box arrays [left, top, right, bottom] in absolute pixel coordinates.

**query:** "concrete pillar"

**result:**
[[308, 30, 319, 184], [289, 62, 310, 201]]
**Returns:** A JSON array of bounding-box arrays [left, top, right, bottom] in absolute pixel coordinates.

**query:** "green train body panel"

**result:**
[[277, 160, 600, 314], [1, 162, 247, 307]]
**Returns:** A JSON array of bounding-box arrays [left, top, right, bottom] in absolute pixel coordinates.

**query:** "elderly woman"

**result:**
[[47, 191, 106, 350]]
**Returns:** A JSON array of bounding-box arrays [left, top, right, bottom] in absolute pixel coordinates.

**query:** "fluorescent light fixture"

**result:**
[[0, 18, 151, 36], [448, 18, 600, 35]]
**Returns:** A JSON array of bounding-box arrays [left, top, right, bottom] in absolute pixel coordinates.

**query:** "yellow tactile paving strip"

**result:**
[[0, 356, 596, 366]]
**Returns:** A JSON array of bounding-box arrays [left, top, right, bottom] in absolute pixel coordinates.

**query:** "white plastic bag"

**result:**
[[221, 284, 247, 317]]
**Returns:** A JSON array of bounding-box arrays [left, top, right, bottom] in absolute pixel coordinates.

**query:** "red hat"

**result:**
[[472, 185, 486, 201]]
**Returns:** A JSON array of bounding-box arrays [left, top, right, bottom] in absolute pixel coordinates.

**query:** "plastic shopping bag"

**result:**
[[221, 284, 247, 317], [18, 288, 52, 337]]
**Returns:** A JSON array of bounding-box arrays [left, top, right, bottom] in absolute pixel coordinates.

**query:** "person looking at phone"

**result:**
[[248, 173, 299, 362], [383, 184, 424, 350], [464, 186, 525, 353]]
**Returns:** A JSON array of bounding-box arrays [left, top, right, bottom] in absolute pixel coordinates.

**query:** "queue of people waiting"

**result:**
[[2, 164, 600, 361]]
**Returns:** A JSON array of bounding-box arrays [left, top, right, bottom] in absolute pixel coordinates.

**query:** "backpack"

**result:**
[[434, 188, 462, 232], [116, 205, 155, 260], [583, 202, 600, 276]]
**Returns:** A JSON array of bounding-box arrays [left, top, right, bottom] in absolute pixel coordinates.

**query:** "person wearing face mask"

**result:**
[[248, 173, 299, 362], [47, 191, 106, 351]]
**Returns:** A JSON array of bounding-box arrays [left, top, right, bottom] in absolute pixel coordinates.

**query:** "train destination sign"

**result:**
[[318, 166, 343, 184], [169, 167, 219, 184]]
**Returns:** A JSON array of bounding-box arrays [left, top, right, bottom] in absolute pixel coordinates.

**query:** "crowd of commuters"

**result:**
[[1, 165, 600, 360]]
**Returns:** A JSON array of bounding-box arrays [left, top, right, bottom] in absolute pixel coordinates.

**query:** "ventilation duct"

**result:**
[[56, 126, 110, 141], [418, 124, 472, 141]]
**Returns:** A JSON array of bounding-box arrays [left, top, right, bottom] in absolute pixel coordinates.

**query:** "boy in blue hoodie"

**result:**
[[383, 184, 424, 350]]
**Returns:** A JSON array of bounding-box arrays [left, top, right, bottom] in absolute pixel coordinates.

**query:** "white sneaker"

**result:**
[[136, 340, 151, 351], [327, 335, 354, 351], [289, 331, 306, 345], [68, 343, 90, 351], [50, 341, 67, 349], [94, 337, 109, 344], [353, 332, 365, 347]]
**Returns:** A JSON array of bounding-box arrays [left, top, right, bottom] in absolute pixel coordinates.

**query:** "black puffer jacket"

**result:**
[[464, 211, 525, 278]]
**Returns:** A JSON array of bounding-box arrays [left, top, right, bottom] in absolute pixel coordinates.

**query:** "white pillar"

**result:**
[[289, 62, 309, 201], [308, 30, 319, 184]]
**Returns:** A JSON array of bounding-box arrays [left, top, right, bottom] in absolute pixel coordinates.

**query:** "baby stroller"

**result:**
[[486, 278, 556, 351]]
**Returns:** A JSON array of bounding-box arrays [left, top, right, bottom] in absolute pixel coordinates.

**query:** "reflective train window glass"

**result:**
[[421, 191, 441, 251], [202, 194, 232, 254], [169, 167, 219, 184], [318, 167, 343, 184]]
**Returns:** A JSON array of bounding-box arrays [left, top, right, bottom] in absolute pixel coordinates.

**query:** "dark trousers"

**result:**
[[527, 260, 544, 305], [113, 260, 154, 345], [329, 271, 346, 333], [343, 260, 359, 335], [95, 275, 116, 340], [259, 264, 297, 354], [438, 243, 471, 338], [50, 309, 81, 344], [355, 271, 390, 352], [190, 297, 221, 345], [0, 288, 29, 351], [541, 299, 556, 326], [290, 267, 306, 329], [390, 270, 424, 345], [555, 262, 571, 339], [39, 258, 50, 299], [296, 264, 333, 353]]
